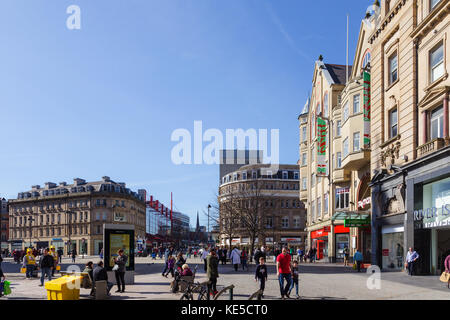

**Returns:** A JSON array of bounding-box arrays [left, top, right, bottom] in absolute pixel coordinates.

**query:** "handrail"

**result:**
[[213, 284, 235, 300], [248, 289, 263, 300]]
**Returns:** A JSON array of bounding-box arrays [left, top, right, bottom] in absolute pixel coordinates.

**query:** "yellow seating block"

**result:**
[[45, 275, 83, 300]]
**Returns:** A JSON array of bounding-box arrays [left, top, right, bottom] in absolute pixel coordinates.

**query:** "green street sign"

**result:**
[[344, 218, 371, 228]]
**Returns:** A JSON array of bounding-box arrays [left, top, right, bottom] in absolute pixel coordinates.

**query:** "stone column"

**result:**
[[444, 92, 449, 138], [422, 111, 428, 145]]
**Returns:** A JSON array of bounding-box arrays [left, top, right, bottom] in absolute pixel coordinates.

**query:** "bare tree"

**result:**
[[237, 178, 276, 261]]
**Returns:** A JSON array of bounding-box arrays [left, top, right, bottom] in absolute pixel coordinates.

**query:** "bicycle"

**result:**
[[179, 279, 210, 300]]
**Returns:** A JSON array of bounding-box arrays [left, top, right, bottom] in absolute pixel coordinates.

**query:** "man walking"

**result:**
[[201, 247, 209, 272], [38, 248, 54, 287], [276, 247, 292, 299], [162, 246, 173, 276], [206, 248, 219, 297], [353, 248, 363, 272], [406, 247, 419, 276]]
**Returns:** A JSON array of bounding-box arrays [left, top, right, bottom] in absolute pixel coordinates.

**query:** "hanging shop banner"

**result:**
[[363, 71, 371, 148], [317, 116, 327, 176]]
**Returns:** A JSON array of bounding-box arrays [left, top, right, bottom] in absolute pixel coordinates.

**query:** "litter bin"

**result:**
[[45, 275, 83, 300]]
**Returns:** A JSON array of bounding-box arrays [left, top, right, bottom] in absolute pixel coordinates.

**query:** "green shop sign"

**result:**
[[344, 218, 371, 228]]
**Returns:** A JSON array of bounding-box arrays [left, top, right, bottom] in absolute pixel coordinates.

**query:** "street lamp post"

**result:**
[[67, 210, 73, 256], [207, 204, 211, 243], [28, 216, 35, 249]]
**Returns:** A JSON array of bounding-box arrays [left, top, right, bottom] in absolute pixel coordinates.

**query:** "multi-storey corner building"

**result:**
[[369, 0, 450, 274], [0, 197, 8, 251], [299, 16, 376, 262], [219, 164, 306, 250], [8, 176, 146, 255]]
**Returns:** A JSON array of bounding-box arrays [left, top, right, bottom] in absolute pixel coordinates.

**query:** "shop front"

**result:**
[[311, 228, 329, 261], [381, 225, 405, 271], [412, 175, 450, 275]]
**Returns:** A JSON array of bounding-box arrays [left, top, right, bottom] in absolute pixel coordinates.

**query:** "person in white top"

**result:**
[[201, 247, 209, 272], [230, 247, 241, 271]]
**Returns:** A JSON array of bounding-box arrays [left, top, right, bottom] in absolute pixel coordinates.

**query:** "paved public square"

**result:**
[[0, 255, 449, 300]]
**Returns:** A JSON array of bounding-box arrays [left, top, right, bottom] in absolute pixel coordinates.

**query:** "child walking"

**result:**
[[254, 257, 268, 298], [289, 260, 300, 299]]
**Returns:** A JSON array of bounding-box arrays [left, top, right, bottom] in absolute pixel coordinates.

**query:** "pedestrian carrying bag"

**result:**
[[112, 265, 119, 271], [20, 267, 26, 273], [439, 272, 449, 283], [56, 265, 61, 271], [3, 281, 11, 296], [352, 262, 356, 270]]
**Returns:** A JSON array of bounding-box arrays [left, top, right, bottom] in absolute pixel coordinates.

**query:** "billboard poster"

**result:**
[[104, 225, 135, 271], [317, 116, 327, 176], [363, 71, 371, 148]]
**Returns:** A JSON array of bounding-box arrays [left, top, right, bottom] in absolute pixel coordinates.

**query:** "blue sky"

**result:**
[[0, 0, 371, 227]]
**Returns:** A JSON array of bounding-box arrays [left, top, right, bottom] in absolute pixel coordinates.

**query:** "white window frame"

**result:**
[[343, 102, 349, 122], [336, 120, 342, 136], [353, 132, 360, 152], [389, 52, 398, 85], [389, 108, 398, 138], [430, 42, 444, 83], [343, 138, 349, 158], [353, 94, 360, 114], [281, 217, 289, 229], [430, 105, 444, 140]]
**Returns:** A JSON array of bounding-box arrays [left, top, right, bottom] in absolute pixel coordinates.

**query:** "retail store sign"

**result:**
[[344, 218, 371, 228], [358, 197, 371, 209], [414, 204, 450, 228], [382, 249, 389, 256], [281, 237, 302, 244]]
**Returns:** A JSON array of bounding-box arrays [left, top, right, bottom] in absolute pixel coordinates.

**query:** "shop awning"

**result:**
[[332, 211, 371, 228], [331, 211, 370, 221]]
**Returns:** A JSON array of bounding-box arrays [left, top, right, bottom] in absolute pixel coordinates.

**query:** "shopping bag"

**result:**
[[20, 267, 26, 273], [56, 265, 61, 271], [352, 262, 356, 270], [439, 272, 449, 283], [3, 281, 11, 295]]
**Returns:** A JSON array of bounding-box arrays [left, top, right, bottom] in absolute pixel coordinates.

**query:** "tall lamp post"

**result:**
[[67, 210, 73, 256], [207, 204, 211, 243], [28, 216, 35, 249]]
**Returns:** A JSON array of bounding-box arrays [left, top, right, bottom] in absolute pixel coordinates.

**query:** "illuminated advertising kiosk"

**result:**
[[103, 224, 135, 284]]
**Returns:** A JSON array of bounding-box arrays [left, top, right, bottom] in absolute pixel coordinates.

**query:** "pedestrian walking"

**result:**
[[230, 247, 241, 271], [296, 247, 303, 263], [38, 248, 54, 287], [0, 256, 5, 297], [289, 260, 300, 299], [241, 248, 248, 271], [343, 246, 350, 266], [71, 249, 77, 263], [201, 247, 209, 272], [163, 255, 176, 278], [405, 247, 419, 276], [254, 257, 268, 298], [222, 248, 228, 265], [113, 249, 128, 293], [162, 246, 174, 276], [206, 248, 219, 297], [312, 247, 317, 262], [57, 248, 63, 264], [254, 246, 266, 268], [49, 246, 58, 277], [353, 249, 364, 272], [442, 254, 450, 289], [23, 248, 36, 279], [276, 247, 292, 299]]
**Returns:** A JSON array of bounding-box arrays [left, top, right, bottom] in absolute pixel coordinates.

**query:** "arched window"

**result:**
[[362, 50, 371, 70]]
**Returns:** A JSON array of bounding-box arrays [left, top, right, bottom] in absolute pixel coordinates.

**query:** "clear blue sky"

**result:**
[[0, 0, 371, 227]]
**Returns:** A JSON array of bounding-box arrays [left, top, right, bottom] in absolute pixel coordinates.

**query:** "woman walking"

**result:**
[[206, 248, 219, 297], [114, 249, 128, 293], [241, 249, 248, 271], [230, 247, 241, 272]]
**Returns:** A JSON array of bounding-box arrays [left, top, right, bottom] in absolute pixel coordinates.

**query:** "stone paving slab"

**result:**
[[1, 257, 449, 300]]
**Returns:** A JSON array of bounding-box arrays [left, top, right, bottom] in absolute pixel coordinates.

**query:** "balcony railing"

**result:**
[[417, 138, 446, 158]]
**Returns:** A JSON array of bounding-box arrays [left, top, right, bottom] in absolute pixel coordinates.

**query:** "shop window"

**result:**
[[389, 52, 398, 85], [389, 108, 398, 138], [430, 106, 444, 140], [430, 42, 444, 83]]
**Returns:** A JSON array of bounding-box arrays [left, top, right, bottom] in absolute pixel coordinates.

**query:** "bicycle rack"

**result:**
[[213, 284, 235, 300]]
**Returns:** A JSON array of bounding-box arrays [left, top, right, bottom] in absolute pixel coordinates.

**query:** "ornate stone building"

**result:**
[[369, 0, 450, 274], [8, 176, 146, 255]]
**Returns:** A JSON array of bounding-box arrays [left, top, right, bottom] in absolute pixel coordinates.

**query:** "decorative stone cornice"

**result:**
[[369, 0, 408, 44], [410, 0, 450, 40], [380, 141, 401, 166]]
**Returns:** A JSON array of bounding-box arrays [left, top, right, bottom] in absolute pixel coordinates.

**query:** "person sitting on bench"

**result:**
[[93, 261, 114, 296]]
